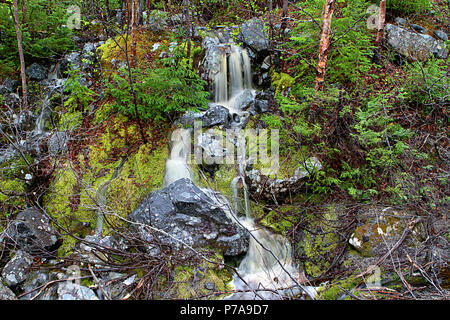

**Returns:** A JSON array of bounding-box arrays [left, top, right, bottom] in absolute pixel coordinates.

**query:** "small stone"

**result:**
[[204, 281, 215, 291]]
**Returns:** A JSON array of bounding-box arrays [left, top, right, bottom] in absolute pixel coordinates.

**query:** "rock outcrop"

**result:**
[[384, 24, 448, 61], [129, 178, 249, 256], [1, 207, 59, 256]]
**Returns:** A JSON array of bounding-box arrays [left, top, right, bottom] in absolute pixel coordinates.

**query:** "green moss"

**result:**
[[317, 276, 360, 300], [271, 72, 295, 96], [256, 204, 296, 234], [167, 250, 233, 299], [297, 205, 340, 278]]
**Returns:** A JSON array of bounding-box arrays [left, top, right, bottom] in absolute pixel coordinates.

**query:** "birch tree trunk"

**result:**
[[314, 0, 335, 92], [375, 0, 386, 46], [12, 0, 28, 111]]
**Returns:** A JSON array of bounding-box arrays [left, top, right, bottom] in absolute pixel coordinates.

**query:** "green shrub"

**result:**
[[106, 46, 209, 122], [0, 0, 76, 69], [386, 0, 431, 14]]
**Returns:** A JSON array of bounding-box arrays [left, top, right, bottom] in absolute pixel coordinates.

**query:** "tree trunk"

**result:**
[[21, 0, 26, 25], [130, 0, 138, 69], [280, 0, 288, 39], [184, 0, 192, 59], [375, 0, 386, 46], [12, 0, 28, 111], [105, 0, 110, 21], [314, 0, 335, 92]]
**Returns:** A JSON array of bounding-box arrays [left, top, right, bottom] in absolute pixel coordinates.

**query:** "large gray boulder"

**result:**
[[238, 18, 270, 54], [129, 178, 249, 256], [1, 250, 33, 287], [201, 104, 230, 128], [384, 24, 448, 61], [1, 207, 59, 256]]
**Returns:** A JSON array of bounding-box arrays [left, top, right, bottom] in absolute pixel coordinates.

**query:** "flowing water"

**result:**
[[163, 38, 316, 300]]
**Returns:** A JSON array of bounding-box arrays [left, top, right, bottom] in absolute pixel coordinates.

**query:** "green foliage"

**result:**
[[63, 68, 97, 111], [287, 0, 375, 86], [106, 46, 209, 122], [352, 96, 412, 173], [402, 59, 449, 111], [0, 0, 76, 71], [386, 0, 431, 14]]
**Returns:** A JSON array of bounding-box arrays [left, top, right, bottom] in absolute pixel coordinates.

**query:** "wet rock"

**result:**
[[384, 24, 448, 61], [177, 111, 204, 128], [410, 24, 427, 34], [204, 281, 215, 290], [78, 234, 130, 265], [394, 17, 408, 26], [238, 18, 270, 54], [129, 178, 249, 256], [98, 272, 135, 300], [57, 281, 99, 300], [201, 36, 222, 84], [47, 131, 69, 156], [26, 63, 47, 81], [81, 43, 98, 70], [1, 250, 33, 287], [229, 89, 255, 111], [0, 280, 17, 300], [254, 99, 269, 114], [434, 30, 448, 41], [20, 270, 58, 300], [202, 104, 230, 127], [1, 207, 59, 256], [246, 157, 322, 201], [62, 52, 82, 72], [0, 78, 18, 95], [197, 129, 227, 162]]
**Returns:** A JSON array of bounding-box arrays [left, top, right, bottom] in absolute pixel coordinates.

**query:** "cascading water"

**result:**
[[162, 36, 316, 300], [163, 127, 193, 187]]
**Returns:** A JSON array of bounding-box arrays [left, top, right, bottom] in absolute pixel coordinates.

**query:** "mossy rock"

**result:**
[[296, 205, 342, 278], [161, 250, 233, 300], [44, 112, 168, 256], [317, 275, 360, 300], [348, 207, 425, 258]]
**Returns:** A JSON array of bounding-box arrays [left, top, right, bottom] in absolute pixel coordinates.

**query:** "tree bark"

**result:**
[[314, 0, 335, 92], [130, 0, 138, 69], [375, 0, 386, 46], [12, 0, 28, 111], [280, 0, 288, 39], [184, 0, 192, 59]]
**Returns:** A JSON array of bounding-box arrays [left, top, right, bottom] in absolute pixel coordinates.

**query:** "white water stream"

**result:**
[[163, 40, 316, 300]]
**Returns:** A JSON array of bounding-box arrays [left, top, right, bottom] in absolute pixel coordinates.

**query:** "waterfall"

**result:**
[[162, 36, 316, 300], [163, 128, 192, 187]]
